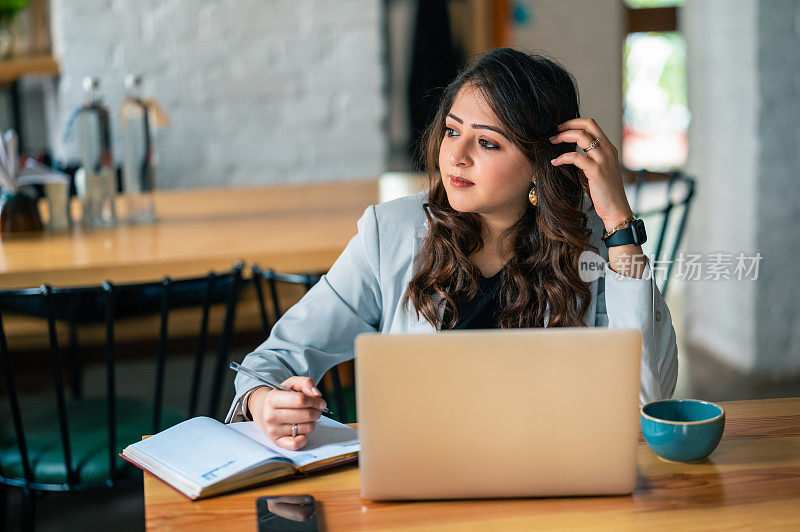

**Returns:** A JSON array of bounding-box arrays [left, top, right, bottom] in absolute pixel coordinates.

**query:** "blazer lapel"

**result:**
[[402, 219, 439, 333], [582, 191, 604, 327], [583, 278, 598, 327]]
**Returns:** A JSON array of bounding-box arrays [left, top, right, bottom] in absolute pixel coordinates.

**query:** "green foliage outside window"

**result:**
[[624, 0, 684, 8], [623, 32, 687, 110], [0, 0, 29, 23]]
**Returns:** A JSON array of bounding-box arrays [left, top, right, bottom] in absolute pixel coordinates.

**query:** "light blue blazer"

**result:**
[[226, 191, 678, 422]]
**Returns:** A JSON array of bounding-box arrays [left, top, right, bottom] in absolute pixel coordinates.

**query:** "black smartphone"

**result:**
[[256, 495, 320, 532]]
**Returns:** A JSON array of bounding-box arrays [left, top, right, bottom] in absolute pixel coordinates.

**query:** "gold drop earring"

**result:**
[[528, 180, 538, 206]]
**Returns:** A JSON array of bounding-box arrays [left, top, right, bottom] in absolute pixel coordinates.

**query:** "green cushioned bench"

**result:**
[[1, 398, 185, 485]]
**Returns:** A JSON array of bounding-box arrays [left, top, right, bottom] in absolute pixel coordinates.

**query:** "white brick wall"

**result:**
[[50, 0, 387, 189], [683, 0, 759, 373], [753, 0, 800, 376], [683, 0, 800, 378]]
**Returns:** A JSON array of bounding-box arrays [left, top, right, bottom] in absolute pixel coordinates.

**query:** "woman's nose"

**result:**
[[449, 141, 471, 166]]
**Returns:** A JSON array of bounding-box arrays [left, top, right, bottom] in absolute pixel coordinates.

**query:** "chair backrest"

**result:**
[[249, 266, 350, 423], [0, 263, 243, 492], [623, 169, 696, 297]]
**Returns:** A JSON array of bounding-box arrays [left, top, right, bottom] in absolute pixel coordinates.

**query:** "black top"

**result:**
[[441, 269, 504, 330]]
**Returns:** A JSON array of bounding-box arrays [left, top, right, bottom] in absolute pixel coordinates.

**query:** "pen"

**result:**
[[229, 361, 333, 416]]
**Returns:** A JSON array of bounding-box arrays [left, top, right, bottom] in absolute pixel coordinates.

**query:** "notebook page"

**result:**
[[228, 416, 360, 468], [127, 417, 289, 489]]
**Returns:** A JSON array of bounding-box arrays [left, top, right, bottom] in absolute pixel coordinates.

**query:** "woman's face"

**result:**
[[439, 84, 534, 221]]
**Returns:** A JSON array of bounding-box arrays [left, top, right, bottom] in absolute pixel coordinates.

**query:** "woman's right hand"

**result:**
[[247, 377, 327, 450]]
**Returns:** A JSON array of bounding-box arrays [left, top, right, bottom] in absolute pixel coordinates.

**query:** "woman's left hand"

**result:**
[[549, 118, 633, 230]]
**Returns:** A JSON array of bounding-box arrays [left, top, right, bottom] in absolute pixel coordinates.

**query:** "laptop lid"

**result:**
[[355, 327, 642, 500]]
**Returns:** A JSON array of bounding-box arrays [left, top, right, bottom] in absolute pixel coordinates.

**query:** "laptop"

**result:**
[[354, 327, 642, 500]]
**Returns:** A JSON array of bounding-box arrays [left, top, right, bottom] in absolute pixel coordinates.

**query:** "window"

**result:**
[[622, 0, 688, 171]]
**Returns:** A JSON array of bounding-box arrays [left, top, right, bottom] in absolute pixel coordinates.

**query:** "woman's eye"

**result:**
[[443, 127, 497, 150]]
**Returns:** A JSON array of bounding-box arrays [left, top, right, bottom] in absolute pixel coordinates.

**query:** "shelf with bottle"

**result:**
[[0, 53, 58, 83]]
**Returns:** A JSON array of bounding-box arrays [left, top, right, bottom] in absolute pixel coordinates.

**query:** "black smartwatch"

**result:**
[[602, 218, 647, 247]]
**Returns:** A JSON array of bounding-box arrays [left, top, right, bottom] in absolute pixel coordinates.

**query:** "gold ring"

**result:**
[[583, 138, 602, 152]]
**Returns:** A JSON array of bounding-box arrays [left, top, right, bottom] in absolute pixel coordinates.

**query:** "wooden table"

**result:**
[[143, 397, 800, 530], [0, 176, 426, 350], [0, 178, 407, 289]]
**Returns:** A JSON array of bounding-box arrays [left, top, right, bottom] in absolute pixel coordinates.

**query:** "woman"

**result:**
[[226, 48, 678, 451]]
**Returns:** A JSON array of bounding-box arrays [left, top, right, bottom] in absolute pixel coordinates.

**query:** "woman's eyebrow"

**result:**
[[447, 113, 508, 139]]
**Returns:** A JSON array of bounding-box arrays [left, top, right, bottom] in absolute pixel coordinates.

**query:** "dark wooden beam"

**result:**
[[626, 6, 677, 33], [492, 0, 511, 48]]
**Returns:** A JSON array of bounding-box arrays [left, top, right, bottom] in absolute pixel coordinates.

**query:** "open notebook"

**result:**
[[121, 416, 359, 500]]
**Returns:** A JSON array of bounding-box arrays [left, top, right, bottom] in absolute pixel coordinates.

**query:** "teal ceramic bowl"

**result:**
[[640, 399, 725, 463]]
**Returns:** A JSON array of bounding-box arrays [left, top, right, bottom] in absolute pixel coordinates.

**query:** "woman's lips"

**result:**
[[449, 174, 475, 188]]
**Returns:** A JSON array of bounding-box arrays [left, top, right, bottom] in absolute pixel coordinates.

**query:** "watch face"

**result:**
[[632, 218, 647, 244]]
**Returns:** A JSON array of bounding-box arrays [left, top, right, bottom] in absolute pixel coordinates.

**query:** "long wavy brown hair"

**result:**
[[402, 48, 597, 330]]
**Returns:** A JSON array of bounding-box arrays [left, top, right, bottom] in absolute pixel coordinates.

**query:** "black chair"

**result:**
[[0, 264, 243, 531], [623, 169, 696, 297], [250, 265, 351, 423]]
